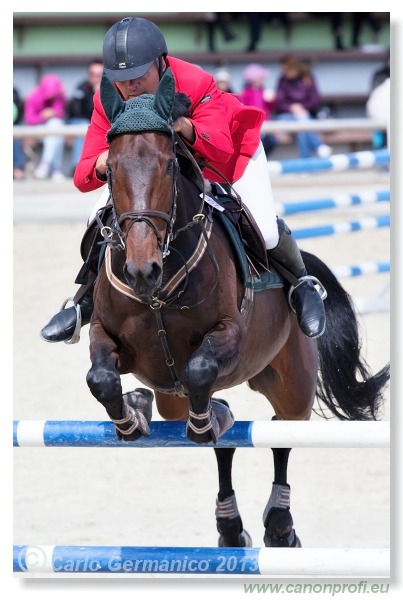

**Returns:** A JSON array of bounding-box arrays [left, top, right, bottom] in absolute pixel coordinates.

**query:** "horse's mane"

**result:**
[[172, 93, 192, 121]]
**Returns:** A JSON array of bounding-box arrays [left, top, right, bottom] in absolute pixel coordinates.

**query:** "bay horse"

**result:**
[[86, 70, 389, 548]]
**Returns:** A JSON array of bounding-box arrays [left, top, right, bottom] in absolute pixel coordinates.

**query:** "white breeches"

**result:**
[[88, 186, 110, 224], [88, 142, 279, 249], [232, 142, 279, 249]]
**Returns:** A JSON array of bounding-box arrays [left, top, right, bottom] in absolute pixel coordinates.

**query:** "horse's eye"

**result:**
[[167, 161, 173, 172]]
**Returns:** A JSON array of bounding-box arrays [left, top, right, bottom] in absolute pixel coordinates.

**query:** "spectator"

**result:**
[[311, 13, 383, 51], [367, 52, 390, 151], [366, 77, 390, 151], [203, 13, 237, 52], [245, 13, 291, 52], [66, 59, 104, 176], [273, 54, 331, 159], [213, 69, 234, 93], [239, 63, 277, 158], [351, 13, 382, 49], [329, 13, 346, 51], [24, 73, 67, 181], [371, 50, 390, 91], [13, 86, 26, 180]]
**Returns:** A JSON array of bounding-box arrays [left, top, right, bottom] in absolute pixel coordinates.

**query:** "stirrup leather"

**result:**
[[287, 275, 327, 314], [60, 297, 82, 345]]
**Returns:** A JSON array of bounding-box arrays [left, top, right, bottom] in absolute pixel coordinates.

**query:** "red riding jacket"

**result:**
[[73, 56, 266, 192]]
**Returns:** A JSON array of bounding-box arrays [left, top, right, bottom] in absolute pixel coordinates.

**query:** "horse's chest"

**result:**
[[115, 308, 203, 358]]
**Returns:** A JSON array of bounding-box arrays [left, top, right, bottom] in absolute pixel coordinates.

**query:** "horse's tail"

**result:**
[[302, 250, 390, 421]]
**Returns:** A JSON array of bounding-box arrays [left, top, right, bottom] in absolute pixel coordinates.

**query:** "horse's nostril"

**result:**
[[149, 261, 162, 285], [124, 260, 162, 293]]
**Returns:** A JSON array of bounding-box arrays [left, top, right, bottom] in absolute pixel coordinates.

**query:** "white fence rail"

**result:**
[[13, 118, 388, 139]]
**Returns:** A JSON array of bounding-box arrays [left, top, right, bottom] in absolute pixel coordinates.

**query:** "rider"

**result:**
[[40, 16, 326, 343]]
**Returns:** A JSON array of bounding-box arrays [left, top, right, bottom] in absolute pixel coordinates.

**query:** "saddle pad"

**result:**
[[217, 212, 283, 291]]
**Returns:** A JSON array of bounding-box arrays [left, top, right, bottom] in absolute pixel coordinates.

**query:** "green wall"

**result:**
[[13, 13, 390, 57]]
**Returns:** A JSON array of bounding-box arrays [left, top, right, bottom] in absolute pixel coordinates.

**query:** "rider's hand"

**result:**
[[95, 150, 109, 179], [172, 117, 196, 144]]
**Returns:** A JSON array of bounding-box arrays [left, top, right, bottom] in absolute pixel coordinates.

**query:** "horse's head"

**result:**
[[101, 68, 184, 297]]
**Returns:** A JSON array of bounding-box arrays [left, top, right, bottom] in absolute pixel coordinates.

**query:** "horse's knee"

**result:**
[[86, 365, 122, 404], [184, 348, 219, 395]]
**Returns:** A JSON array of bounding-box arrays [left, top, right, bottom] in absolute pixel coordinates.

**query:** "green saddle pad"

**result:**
[[217, 212, 283, 291]]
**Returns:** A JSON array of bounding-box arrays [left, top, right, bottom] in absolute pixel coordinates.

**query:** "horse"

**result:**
[[86, 69, 390, 548]]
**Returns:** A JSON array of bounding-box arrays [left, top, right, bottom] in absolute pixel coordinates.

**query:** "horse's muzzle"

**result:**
[[123, 259, 162, 296]]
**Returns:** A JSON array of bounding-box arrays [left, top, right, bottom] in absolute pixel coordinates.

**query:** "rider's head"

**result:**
[[103, 17, 168, 83]]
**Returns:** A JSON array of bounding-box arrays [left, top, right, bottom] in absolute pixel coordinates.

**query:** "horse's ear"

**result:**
[[154, 68, 175, 122], [100, 73, 125, 124]]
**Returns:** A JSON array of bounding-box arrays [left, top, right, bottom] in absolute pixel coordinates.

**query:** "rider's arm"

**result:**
[[169, 59, 234, 165], [73, 90, 110, 192]]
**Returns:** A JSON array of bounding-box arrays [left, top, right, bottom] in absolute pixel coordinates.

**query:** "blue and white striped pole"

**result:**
[[13, 420, 390, 448], [276, 190, 390, 216], [268, 149, 390, 175], [13, 545, 390, 576], [331, 261, 390, 278], [293, 215, 390, 240]]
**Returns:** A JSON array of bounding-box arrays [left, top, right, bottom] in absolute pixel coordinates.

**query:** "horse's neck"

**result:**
[[176, 173, 204, 228]]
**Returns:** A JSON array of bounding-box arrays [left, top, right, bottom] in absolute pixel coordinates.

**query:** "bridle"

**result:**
[[103, 142, 180, 260], [99, 131, 219, 308]]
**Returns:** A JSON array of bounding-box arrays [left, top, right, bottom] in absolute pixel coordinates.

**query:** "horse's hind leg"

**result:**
[[248, 331, 317, 547], [214, 448, 252, 547], [264, 430, 301, 547]]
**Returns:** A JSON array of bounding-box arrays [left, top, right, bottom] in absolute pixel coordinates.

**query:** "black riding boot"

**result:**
[[267, 219, 326, 339], [40, 293, 94, 344]]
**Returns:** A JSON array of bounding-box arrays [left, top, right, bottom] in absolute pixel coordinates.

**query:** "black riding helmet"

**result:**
[[103, 17, 168, 82]]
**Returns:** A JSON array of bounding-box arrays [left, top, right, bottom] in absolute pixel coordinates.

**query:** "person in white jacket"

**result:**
[[366, 77, 390, 150]]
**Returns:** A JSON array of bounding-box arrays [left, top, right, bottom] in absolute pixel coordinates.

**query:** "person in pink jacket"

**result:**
[[41, 17, 326, 344], [239, 63, 277, 158], [24, 74, 67, 180]]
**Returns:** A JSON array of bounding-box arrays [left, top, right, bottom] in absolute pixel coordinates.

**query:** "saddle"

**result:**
[[207, 181, 269, 273]]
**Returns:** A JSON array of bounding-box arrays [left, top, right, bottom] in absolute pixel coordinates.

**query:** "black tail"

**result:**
[[302, 250, 390, 421]]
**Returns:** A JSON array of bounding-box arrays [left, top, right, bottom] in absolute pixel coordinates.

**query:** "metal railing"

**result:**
[[13, 118, 388, 139]]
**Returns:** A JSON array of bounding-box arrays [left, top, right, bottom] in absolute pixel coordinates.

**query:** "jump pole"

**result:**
[[13, 545, 390, 576], [13, 420, 390, 449]]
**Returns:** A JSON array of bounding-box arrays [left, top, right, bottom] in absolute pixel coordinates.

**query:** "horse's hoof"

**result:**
[[263, 507, 301, 547], [114, 408, 150, 441], [218, 529, 253, 548], [186, 398, 234, 444], [123, 388, 153, 423], [113, 393, 153, 442], [186, 425, 215, 445], [211, 398, 234, 437], [264, 527, 301, 548]]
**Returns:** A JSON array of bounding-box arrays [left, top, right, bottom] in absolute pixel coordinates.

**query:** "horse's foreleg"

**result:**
[[86, 322, 152, 441], [263, 418, 301, 548], [184, 320, 240, 444], [214, 448, 252, 547]]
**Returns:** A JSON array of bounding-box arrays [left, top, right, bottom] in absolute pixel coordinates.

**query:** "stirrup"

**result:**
[[287, 275, 327, 314], [60, 297, 82, 345]]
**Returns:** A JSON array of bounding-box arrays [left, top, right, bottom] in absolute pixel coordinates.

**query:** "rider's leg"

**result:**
[[232, 143, 326, 339], [40, 187, 109, 344], [40, 285, 94, 343]]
